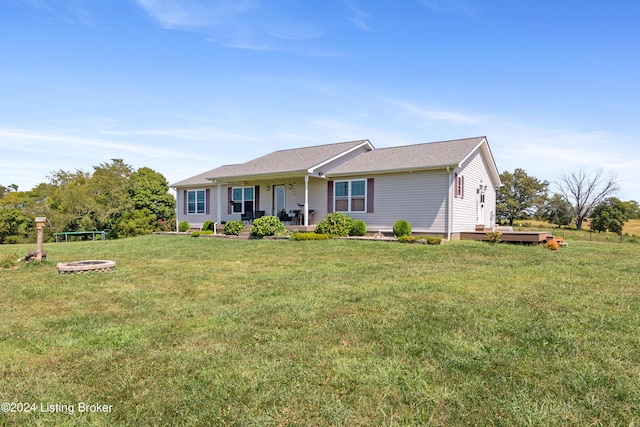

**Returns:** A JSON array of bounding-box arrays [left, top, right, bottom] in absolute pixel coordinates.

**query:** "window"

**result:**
[[455, 174, 464, 198], [334, 179, 366, 212], [187, 190, 206, 214], [232, 186, 254, 213]]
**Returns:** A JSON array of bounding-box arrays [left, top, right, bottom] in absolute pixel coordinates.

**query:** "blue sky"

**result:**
[[1, 0, 639, 202]]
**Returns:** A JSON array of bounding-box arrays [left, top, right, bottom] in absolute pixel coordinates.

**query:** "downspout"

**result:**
[[304, 175, 309, 227], [446, 166, 453, 241]]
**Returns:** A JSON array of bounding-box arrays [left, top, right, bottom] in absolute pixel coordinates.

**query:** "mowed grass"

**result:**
[[1, 236, 639, 426]]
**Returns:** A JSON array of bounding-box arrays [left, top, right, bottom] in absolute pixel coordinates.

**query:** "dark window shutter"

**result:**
[[327, 181, 334, 213], [183, 190, 187, 215], [205, 189, 210, 215], [461, 176, 465, 199], [366, 178, 374, 213], [255, 186, 260, 211], [227, 187, 232, 214], [454, 174, 458, 197]]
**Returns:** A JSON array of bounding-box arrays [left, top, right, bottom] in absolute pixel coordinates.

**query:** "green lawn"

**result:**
[[1, 236, 639, 426]]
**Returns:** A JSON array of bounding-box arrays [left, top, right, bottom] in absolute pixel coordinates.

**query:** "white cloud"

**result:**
[[134, 0, 251, 30], [132, 0, 349, 56], [418, 0, 479, 19], [392, 100, 480, 125], [342, 0, 371, 31]]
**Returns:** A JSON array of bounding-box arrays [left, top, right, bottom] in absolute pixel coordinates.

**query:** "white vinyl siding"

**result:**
[[333, 171, 448, 232], [176, 187, 217, 230], [452, 149, 498, 231]]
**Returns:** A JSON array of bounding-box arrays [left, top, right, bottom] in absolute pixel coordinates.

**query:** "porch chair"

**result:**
[[241, 211, 254, 224]]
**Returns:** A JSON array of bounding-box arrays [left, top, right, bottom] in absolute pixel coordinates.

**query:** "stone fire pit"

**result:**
[[57, 260, 116, 274]]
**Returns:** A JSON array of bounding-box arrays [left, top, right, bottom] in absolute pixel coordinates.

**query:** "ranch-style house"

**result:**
[[170, 136, 501, 239]]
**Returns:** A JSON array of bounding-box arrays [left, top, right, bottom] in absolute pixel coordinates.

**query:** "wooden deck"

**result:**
[[460, 230, 554, 244]]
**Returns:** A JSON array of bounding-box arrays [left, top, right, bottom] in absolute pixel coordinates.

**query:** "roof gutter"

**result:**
[[324, 163, 459, 179]]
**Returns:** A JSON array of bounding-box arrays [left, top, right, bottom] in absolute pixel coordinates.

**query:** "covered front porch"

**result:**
[[209, 173, 325, 228]]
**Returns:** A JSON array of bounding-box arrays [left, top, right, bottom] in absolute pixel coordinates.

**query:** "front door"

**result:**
[[477, 186, 486, 225], [274, 185, 286, 216]]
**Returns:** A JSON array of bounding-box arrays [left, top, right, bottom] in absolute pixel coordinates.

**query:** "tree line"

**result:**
[[497, 168, 639, 234], [0, 159, 175, 244]]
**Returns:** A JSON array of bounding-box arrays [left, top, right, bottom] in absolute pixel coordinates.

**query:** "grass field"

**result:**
[[1, 235, 639, 426]]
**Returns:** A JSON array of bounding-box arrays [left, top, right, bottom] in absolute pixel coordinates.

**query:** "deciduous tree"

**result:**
[[539, 193, 574, 228], [556, 169, 619, 230], [589, 197, 632, 234], [497, 168, 549, 226]]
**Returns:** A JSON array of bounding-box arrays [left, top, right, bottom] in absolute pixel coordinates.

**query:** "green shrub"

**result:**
[[290, 232, 333, 241], [316, 213, 354, 237], [0, 254, 18, 269], [425, 237, 443, 245], [191, 230, 214, 237], [393, 220, 412, 237], [485, 231, 502, 243], [350, 219, 367, 236], [3, 236, 23, 244], [178, 221, 190, 233], [397, 235, 443, 245], [202, 220, 216, 232], [250, 216, 287, 239], [224, 221, 246, 236]]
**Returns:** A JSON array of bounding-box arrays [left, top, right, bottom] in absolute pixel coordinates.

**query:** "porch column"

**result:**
[[304, 175, 309, 226], [216, 181, 222, 224]]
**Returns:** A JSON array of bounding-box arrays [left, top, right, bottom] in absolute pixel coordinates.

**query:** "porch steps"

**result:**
[[237, 228, 251, 240]]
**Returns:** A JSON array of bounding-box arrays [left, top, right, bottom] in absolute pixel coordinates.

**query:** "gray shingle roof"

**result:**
[[169, 164, 242, 187], [325, 137, 487, 176], [171, 140, 370, 187], [170, 137, 496, 188]]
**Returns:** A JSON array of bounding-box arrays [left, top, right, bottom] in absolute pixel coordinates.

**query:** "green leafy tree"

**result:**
[[118, 208, 157, 237], [497, 168, 549, 226], [624, 200, 640, 219], [0, 191, 30, 243], [539, 194, 573, 228], [589, 197, 632, 234], [556, 168, 619, 230], [0, 184, 18, 198], [90, 159, 134, 233], [129, 167, 176, 224], [47, 170, 97, 233]]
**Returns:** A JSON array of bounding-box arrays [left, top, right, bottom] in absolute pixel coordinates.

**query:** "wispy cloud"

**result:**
[[134, 0, 339, 55], [0, 127, 201, 160], [134, 0, 251, 30], [99, 127, 262, 143], [392, 100, 480, 124], [418, 0, 479, 20], [342, 0, 371, 31], [0, 126, 236, 189], [17, 0, 94, 25]]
